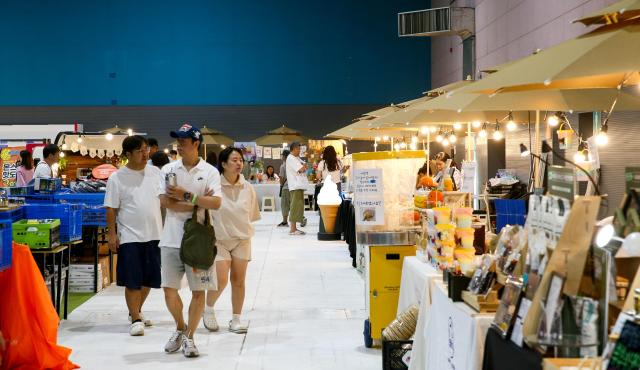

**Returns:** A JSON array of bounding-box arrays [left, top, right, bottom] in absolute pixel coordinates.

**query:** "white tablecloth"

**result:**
[[397, 255, 441, 315], [253, 183, 282, 211], [410, 281, 493, 370], [253, 183, 317, 212]]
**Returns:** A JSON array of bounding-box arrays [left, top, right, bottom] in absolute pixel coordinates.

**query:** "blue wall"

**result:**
[[0, 0, 430, 106]]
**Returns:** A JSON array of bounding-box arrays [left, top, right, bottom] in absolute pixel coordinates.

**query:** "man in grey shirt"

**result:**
[[277, 150, 290, 227]]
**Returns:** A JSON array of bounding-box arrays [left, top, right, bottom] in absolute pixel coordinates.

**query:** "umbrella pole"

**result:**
[[534, 110, 541, 188], [466, 122, 472, 162], [427, 131, 431, 176]]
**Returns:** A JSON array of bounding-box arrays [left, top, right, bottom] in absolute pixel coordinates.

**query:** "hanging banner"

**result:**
[[460, 161, 477, 194], [0, 146, 26, 187], [272, 148, 281, 160], [234, 142, 257, 162], [263, 147, 272, 160], [256, 145, 264, 159]]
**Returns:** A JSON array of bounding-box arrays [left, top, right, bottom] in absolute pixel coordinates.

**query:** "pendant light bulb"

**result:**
[[547, 113, 560, 127], [596, 124, 609, 146], [453, 122, 462, 130], [420, 127, 429, 135], [442, 138, 450, 147], [436, 133, 443, 143], [472, 120, 481, 128], [449, 133, 457, 143], [105, 133, 114, 141]]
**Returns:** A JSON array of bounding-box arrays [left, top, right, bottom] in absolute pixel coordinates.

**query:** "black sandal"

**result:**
[[277, 222, 288, 227]]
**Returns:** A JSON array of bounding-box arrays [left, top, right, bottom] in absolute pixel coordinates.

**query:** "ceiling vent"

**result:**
[[398, 6, 475, 39]]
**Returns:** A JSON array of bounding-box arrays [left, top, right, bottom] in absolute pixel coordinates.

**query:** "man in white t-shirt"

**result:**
[[159, 123, 222, 358], [33, 144, 60, 190], [104, 135, 163, 337], [286, 142, 309, 235]]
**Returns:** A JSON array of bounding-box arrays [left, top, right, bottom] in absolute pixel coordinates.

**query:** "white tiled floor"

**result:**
[[58, 212, 379, 369]]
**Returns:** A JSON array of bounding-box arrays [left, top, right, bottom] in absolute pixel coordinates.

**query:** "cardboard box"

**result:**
[[543, 357, 600, 370], [99, 256, 110, 288]]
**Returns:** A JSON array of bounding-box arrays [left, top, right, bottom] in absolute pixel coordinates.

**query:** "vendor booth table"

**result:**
[[254, 183, 317, 212], [408, 279, 493, 370]]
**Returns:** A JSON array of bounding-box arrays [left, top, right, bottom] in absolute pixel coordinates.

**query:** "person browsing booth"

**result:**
[[158, 123, 222, 358]]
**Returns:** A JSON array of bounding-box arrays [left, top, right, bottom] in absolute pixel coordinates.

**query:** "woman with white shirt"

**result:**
[[316, 145, 344, 191], [203, 147, 260, 334]]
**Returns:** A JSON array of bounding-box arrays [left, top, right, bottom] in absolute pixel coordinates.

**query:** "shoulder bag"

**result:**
[[180, 206, 217, 270]]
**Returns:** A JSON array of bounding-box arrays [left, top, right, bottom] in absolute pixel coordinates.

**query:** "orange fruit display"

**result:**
[[418, 176, 436, 188]]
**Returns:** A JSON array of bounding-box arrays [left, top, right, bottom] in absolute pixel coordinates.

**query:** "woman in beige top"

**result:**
[[203, 147, 260, 334]]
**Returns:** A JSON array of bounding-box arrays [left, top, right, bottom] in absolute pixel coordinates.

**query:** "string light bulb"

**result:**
[[105, 133, 113, 141], [164, 148, 170, 154], [409, 142, 417, 150], [77, 136, 83, 143], [59, 152, 65, 158], [383, 135, 389, 141], [478, 123, 488, 138], [449, 133, 457, 143], [127, 128, 133, 136], [506, 112, 517, 131], [436, 130, 444, 142], [442, 138, 450, 147], [596, 124, 609, 146], [421, 127, 429, 135], [429, 126, 437, 133], [400, 142, 407, 149], [493, 121, 503, 140], [453, 122, 462, 130], [547, 112, 560, 127], [472, 120, 482, 128]]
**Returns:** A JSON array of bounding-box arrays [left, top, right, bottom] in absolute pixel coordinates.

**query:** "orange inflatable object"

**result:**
[[0, 243, 78, 370], [418, 176, 436, 188], [428, 190, 444, 203]]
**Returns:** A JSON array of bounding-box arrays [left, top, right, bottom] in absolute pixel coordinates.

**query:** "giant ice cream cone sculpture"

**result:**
[[317, 177, 342, 233]]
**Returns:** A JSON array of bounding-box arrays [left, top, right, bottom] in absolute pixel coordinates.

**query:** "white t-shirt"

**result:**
[[286, 155, 308, 191], [213, 175, 261, 240], [317, 159, 342, 184], [104, 166, 163, 244], [33, 161, 53, 189], [158, 158, 222, 249]]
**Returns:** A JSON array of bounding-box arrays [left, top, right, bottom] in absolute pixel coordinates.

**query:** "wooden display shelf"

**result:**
[[461, 290, 499, 312]]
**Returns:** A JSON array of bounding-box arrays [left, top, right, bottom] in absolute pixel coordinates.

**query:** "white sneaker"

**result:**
[[129, 321, 145, 336], [164, 329, 186, 353], [229, 319, 248, 334], [202, 308, 219, 332], [182, 338, 199, 358], [129, 313, 153, 327]]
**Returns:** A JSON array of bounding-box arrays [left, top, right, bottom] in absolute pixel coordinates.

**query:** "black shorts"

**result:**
[[117, 241, 161, 289]]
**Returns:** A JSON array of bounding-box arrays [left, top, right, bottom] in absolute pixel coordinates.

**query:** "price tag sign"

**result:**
[[548, 166, 575, 202]]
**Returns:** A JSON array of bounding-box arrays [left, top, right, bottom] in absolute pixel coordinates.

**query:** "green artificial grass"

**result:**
[[61, 292, 95, 316]]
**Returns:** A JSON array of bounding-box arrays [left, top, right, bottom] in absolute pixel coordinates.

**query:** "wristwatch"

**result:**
[[183, 191, 192, 202]]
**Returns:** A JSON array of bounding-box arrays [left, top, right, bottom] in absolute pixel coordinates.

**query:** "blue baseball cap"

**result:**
[[170, 123, 201, 140]]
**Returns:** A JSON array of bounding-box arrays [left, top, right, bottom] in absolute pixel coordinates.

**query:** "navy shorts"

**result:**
[[117, 241, 161, 289]]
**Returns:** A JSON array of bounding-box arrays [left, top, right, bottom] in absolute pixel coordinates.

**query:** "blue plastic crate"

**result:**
[[7, 186, 34, 196], [495, 199, 527, 232], [23, 204, 82, 242], [82, 206, 106, 227], [0, 207, 24, 223], [54, 192, 105, 206], [23, 193, 56, 204], [0, 221, 12, 271]]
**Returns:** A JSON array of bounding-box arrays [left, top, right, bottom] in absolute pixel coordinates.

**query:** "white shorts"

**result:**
[[161, 247, 217, 291], [215, 239, 252, 262]]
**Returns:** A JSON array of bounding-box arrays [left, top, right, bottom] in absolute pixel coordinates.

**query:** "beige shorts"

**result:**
[[215, 239, 252, 262], [161, 247, 217, 291]]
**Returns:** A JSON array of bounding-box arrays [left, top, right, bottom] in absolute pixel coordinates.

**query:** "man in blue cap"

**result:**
[[158, 123, 222, 358]]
